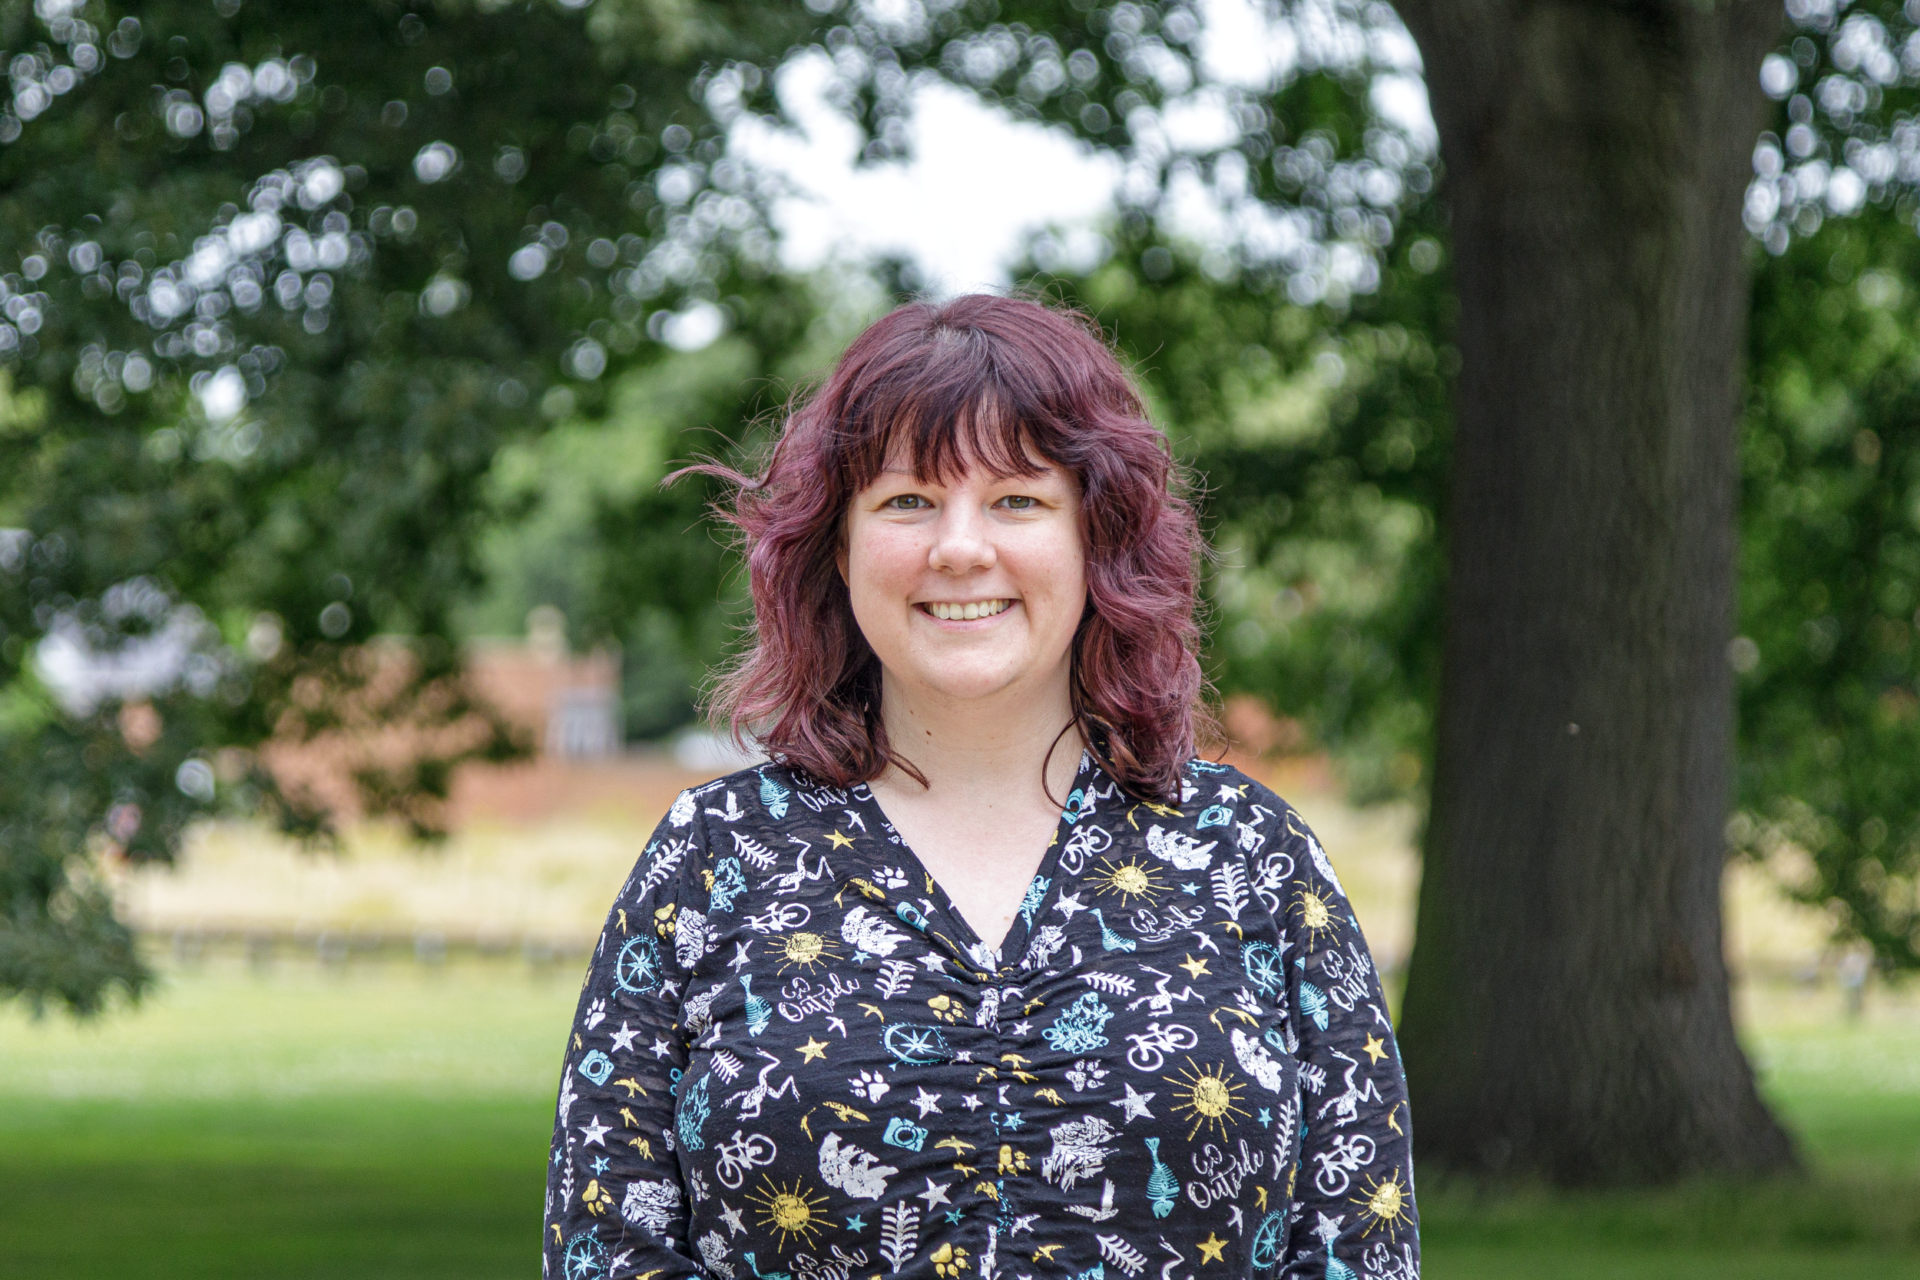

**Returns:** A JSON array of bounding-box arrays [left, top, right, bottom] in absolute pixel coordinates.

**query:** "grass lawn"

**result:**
[[1, 958, 1916, 1278]]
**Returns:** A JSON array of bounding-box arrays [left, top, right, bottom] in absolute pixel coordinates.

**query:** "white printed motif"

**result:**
[[620, 1177, 681, 1233], [1231, 1028, 1289, 1092], [1146, 824, 1217, 871], [841, 905, 909, 957], [1042, 1114, 1119, 1189], [818, 1132, 899, 1200]]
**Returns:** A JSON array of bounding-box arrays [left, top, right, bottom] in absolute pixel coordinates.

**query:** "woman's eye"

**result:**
[[998, 495, 1037, 510], [886, 494, 929, 510]]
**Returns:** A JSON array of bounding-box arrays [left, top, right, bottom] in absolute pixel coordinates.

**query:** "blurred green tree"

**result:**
[[0, 0, 818, 1013]]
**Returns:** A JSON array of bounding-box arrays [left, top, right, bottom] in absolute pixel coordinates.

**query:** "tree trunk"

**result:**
[[1392, 0, 1799, 1182]]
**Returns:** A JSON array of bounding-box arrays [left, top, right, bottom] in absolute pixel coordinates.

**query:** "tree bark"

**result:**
[[1392, 0, 1799, 1182]]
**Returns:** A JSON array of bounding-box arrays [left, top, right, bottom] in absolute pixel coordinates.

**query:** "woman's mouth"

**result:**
[[920, 599, 1013, 621]]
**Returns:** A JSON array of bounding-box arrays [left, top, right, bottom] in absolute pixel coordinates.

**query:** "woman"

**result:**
[[543, 296, 1418, 1280]]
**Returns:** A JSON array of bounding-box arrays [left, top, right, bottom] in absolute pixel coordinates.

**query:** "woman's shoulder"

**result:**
[[1180, 757, 1305, 824], [657, 759, 862, 839]]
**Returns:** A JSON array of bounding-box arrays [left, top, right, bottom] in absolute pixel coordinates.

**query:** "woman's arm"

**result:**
[[543, 791, 713, 1280], [1277, 807, 1421, 1280]]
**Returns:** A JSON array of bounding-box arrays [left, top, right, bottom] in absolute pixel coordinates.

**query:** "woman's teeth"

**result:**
[[927, 599, 1011, 621]]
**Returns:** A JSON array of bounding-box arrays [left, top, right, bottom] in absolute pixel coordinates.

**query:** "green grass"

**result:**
[[1, 960, 1916, 1278]]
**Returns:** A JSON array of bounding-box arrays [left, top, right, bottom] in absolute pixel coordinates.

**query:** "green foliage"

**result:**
[[1738, 206, 1920, 969], [0, 0, 816, 1013]]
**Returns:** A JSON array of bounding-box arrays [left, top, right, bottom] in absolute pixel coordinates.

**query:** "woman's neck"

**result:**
[[874, 666, 1082, 804]]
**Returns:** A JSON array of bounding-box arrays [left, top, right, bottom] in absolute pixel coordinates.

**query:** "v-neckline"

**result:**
[[853, 752, 1094, 972]]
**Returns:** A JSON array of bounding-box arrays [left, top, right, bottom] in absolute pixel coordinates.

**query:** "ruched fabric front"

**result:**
[[543, 756, 1419, 1280]]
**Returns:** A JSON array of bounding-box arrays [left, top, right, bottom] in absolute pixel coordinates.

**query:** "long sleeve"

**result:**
[[1277, 806, 1421, 1280], [544, 788, 714, 1280]]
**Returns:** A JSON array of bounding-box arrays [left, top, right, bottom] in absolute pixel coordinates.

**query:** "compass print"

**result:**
[[615, 935, 664, 996], [563, 1230, 610, 1280], [883, 1022, 953, 1066]]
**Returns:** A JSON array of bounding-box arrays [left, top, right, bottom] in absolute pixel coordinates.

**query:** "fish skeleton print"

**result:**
[[544, 755, 1419, 1280]]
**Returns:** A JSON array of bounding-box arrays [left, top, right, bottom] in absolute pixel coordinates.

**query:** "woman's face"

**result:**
[[842, 449, 1087, 709]]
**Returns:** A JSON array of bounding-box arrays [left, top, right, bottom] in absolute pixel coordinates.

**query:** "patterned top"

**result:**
[[543, 755, 1419, 1280]]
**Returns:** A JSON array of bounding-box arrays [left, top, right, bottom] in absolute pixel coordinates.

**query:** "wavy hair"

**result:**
[[685, 293, 1211, 803]]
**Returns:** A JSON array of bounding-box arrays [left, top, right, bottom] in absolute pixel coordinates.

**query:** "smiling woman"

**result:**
[[544, 296, 1418, 1280]]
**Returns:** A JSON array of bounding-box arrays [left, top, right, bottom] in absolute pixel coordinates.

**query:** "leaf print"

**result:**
[[874, 958, 916, 999], [1079, 971, 1137, 997], [879, 1201, 920, 1269], [1209, 860, 1250, 922], [817, 1132, 899, 1200], [841, 905, 909, 958], [1097, 1234, 1149, 1277], [733, 830, 779, 871], [640, 837, 691, 898]]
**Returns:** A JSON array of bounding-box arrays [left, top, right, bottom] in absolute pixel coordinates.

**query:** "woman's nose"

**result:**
[[926, 505, 996, 573]]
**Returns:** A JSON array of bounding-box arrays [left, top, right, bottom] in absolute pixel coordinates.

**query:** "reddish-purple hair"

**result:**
[[689, 294, 1212, 804]]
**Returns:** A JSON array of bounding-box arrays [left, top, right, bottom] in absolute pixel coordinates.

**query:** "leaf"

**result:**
[[1079, 971, 1137, 996], [1210, 861, 1250, 922], [880, 1201, 921, 1269], [875, 958, 916, 999], [733, 832, 778, 871], [1097, 1234, 1148, 1277]]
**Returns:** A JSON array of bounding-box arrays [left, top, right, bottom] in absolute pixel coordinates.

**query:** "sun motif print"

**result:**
[[544, 755, 1419, 1280]]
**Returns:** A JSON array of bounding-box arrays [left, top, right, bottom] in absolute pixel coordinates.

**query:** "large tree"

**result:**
[[1386, 0, 1799, 1181]]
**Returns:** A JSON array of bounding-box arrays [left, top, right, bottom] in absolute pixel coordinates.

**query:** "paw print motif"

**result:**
[[848, 1070, 891, 1104], [584, 998, 607, 1030], [654, 903, 678, 937], [1064, 1059, 1109, 1092], [931, 1242, 970, 1276], [580, 1178, 614, 1216], [926, 993, 966, 1024]]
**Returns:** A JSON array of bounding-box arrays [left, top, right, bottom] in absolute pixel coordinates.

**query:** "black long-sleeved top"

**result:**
[[544, 755, 1419, 1280]]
